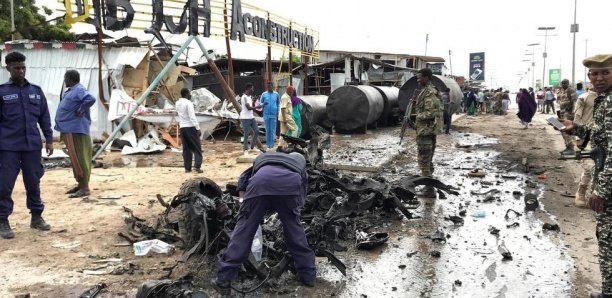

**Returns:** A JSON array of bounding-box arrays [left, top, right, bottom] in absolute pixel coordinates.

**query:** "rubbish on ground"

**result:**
[[406, 251, 418, 257], [91, 258, 123, 263], [445, 215, 464, 225], [468, 168, 486, 177], [114, 242, 132, 247], [83, 262, 138, 275], [512, 191, 522, 196], [398, 264, 407, 269], [542, 223, 560, 232], [135, 276, 205, 298], [506, 222, 520, 228], [537, 173, 547, 180], [430, 230, 446, 243], [356, 231, 390, 250], [251, 225, 263, 261], [504, 209, 522, 220], [498, 243, 512, 260], [78, 282, 106, 298], [454, 280, 462, 286], [133, 239, 176, 256], [430, 250, 441, 258], [482, 194, 497, 203], [488, 226, 500, 235], [470, 189, 500, 196], [471, 210, 486, 218], [524, 194, 539, 211], [52, 241, 81, 249]]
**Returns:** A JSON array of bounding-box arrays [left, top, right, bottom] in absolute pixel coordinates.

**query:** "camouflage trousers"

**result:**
[[560, 113, 574, 148], [597, 207, 612, 294], [416, 135, 437, 177]]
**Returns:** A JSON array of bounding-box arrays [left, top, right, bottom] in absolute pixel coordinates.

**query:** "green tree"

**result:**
[[0, 0, 74, 42]]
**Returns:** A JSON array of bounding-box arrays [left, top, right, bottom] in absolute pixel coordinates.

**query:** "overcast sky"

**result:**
[[38, 0, 611, 90]]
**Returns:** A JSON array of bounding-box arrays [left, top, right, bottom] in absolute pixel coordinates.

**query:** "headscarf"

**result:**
[[290, 89, 303, 107]]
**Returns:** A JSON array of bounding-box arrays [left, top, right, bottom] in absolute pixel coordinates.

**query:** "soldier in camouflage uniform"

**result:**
[[558, 79, 579, 155], [412, 68, 443, 198], [563, 54, 612, 298]]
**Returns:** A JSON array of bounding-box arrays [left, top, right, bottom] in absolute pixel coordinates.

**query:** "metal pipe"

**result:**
[[194, 37, 241, 113], [92, 35, 196, 160]]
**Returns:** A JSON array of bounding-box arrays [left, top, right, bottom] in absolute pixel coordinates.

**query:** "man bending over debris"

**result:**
[[213, 151, 316, 295]]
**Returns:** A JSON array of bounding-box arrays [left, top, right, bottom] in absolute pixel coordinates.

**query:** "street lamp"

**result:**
[[527, 43, 539, 89], [538, 27, 556, 87], [571, 0, 579, 85]]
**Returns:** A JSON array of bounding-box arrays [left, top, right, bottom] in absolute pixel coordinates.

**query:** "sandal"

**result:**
[[69, 190, 90, 198], [65, 185, 80, 194]]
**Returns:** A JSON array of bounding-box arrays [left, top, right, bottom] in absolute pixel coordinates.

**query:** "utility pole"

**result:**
[[10, 0, 15, 40], [527, 43, 539, 89], [571, 0, 579, 85], [538, 27, 555, 87], [448, 49, 453, 76], [424, 34, 429, 56]]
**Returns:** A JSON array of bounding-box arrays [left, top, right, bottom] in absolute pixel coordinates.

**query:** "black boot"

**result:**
[[30, 212, 51, 231], [0, 219, 15, 239], [211, 278, 231, 297]]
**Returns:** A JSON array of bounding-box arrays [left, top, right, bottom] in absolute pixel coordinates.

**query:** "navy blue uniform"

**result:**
[[0, 79, 53, 219], [216, 153, 316, 283]]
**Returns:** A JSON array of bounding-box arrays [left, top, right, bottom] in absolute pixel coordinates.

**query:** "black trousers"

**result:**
[[180, 127, 203, 171]]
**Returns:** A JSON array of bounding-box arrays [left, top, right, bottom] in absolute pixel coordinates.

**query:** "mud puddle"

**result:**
[[322, 130, 411, 171], [320, 132, 573, 297]]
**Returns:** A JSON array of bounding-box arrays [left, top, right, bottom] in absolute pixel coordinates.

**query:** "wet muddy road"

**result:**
[[317, 129, 574, 298]]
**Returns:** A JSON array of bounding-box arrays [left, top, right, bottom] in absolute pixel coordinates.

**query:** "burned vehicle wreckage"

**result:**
[[121, 127, 459, 297]]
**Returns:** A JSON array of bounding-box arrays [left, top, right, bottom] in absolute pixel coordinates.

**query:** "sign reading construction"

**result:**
[[468, 52, 485, 81], [61, 0, 318, 54], [230, 0, 314, 52]]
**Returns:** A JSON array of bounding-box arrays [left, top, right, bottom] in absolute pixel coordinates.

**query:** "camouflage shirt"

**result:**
[[415, 84, 443, 136], [558, 87, 578, 120], [572, 91, 612, 199]]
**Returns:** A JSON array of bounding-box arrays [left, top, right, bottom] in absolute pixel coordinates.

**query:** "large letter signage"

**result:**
[[230, 0, 314, 52]]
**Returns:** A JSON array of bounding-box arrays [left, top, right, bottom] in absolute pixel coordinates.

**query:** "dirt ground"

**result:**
[[0, 103, 601, 297]]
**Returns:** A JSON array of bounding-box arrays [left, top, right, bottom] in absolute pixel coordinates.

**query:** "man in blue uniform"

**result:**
[[0, 51, 53, 239], [212, 152, 316, 296], [259, 82, 280, 149]]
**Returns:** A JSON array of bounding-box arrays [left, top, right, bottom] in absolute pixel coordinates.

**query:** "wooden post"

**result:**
[[223, 0, 235, 91]]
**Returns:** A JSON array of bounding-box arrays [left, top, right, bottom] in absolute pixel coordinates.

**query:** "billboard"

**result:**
[[549, 69, 561, 86], [469, 52, 485, 81]]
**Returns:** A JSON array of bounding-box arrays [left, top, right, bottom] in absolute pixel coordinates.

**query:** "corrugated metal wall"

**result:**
[[1, 47, 150, 140]]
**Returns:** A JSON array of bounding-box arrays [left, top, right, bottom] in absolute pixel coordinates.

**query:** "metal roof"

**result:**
[[0, 47, 150, 139]]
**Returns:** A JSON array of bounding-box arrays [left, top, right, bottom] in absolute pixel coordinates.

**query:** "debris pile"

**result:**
[[118, 132, 460, 295]]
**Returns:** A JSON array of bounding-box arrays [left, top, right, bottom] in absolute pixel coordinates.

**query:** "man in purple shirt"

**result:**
[[54, 70, 96, 198], [212, 152, 316, 296], [0, 51, 53, 239]]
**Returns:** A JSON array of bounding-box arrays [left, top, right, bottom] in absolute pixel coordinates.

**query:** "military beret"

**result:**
[[582, 54, 612, 70]]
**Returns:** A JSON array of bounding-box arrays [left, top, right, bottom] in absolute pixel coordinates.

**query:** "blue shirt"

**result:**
[[0, 79, 53, 151], [260, 90, 280, 118], [54, 83, 96, 134]]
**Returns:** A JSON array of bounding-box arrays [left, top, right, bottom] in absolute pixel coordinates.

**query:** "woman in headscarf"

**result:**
[[517, 88, 537, 129], [290, 89, 304, 137]]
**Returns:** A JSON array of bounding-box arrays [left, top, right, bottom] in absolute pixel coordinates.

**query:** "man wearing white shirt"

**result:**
[[176, 88, 202, 173], [240, 83, 259, 156]]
